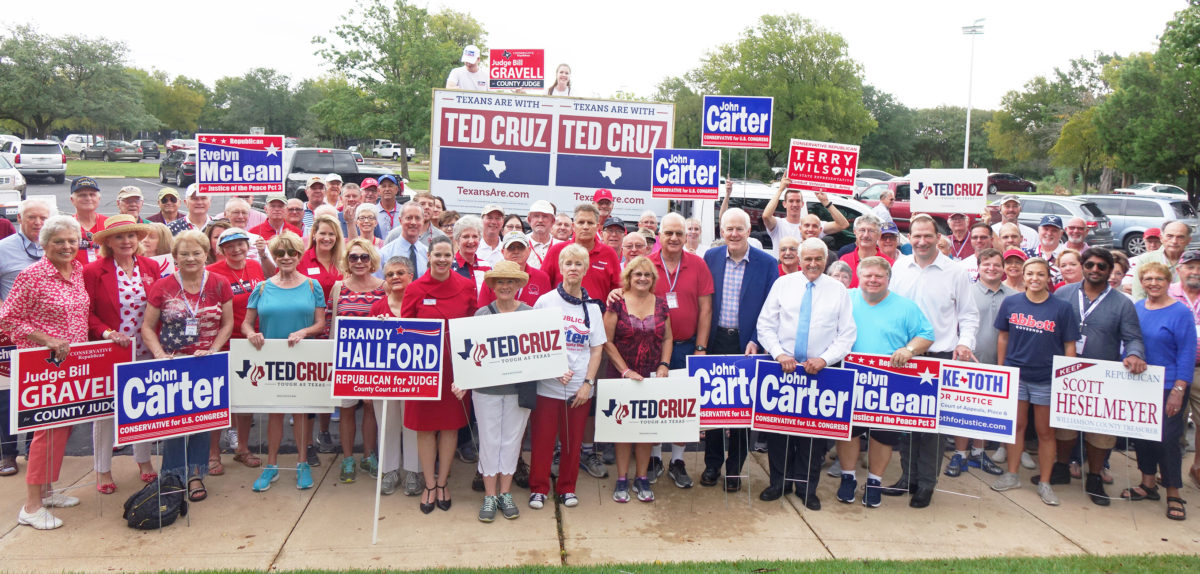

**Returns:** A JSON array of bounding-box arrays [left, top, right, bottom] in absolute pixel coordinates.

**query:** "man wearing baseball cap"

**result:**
[[525, 200, 560, 270], [250, 194, 301, 241], [166, 184, 213, 236], [593, 189, 614, 222], [324, 173, 343, 208], [602, 217, 626, 252], [148, 188, 183, 224], [1143, 227, 1163, 253], [478, 204, 506, 265], [115, 186, 149, 223], [301, 176, 326, 235], [360, 177, 380, 204], [1024, 215, 1065, 285], [991, 195, 1037, 249], [69, 177, 107, 264], [375, 174, 402, 239], [446, 44, 488, 91]]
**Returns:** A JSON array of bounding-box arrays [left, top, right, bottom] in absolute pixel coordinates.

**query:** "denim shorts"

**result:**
[[1017, 379, 1051, 406]]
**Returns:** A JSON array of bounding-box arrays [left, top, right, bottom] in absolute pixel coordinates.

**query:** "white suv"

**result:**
[[62, 134, 101, 154], [0, 140, 66, 183]]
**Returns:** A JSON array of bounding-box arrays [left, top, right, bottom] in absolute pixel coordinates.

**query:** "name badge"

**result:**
[[1077, 334, 1087, 355], [185, 318, 199, 336], [423, 298, 436, 306], [666, 292, 679, 309], [307, 267, 321, 275]]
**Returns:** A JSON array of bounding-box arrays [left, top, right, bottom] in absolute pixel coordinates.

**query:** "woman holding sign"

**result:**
[[369, 256, 422, 496], [83, 215, 159, 494], [142, 230, 235, 503], [602, 256, 673, 503], [402, 235, 477, 513], [1129, 261, 1196, 520], [243, 231, 327, 493], [0, 215, 88, 530], [990, 257, 1080, 506]]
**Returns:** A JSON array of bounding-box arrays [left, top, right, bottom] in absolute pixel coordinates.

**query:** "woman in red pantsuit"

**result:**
[[402, 235, 478, 513]]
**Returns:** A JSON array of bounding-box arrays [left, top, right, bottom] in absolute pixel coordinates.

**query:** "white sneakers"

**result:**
[[41, 493, 80, 508], [18, 506, 62, 530]]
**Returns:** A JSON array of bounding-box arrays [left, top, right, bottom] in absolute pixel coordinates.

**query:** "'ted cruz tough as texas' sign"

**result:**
[[786, 139, 860, 195], [196, 134, 285, 195], [701, 95, 773, 149]]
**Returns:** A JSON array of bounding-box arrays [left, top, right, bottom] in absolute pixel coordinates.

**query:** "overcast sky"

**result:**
[[7, 0, 1184, 110]]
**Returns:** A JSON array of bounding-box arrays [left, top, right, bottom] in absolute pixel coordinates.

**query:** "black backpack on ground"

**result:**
[[122, 474, 188, 529]]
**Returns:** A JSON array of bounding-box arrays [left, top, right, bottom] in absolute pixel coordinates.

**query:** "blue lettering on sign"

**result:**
[[751, 360, 855, 439], [651, 149, 720, 197], [687, 355, 769, 411], [845, 353, 940, 431], [334, 317, 443, 374], [701, 95, 774, 149], [116, 354, 229, 425]]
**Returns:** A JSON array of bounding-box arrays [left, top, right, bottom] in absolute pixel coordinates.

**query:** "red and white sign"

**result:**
[[489, 49, 545, 90], [785, 138, 859, 195], [10, 341, 132, 433], [1051, 356, 1166, 441]]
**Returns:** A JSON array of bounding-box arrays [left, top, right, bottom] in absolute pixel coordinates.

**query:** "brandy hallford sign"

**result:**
[[332, 317, 444, 400]]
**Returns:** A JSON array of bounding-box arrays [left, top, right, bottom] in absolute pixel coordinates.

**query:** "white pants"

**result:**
[[474, 393, 530, 477], [374, 400, 420, 474], [92, 419, 151, 473]]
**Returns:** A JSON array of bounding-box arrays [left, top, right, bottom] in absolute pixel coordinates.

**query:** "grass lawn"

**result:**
[[200, 555, 1200, 573], [404, 169, 430, 190], [66, 159, 159, 178]]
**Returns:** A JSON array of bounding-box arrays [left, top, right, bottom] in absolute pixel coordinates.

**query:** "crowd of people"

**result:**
[[0, 171, 1196, 531]]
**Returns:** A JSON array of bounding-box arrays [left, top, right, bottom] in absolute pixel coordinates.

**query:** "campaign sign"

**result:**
[[1051, 356, 1166, 441], [595, 376, 701, 443], [489, 49, 545, 90], [909, 168, 988, 215], [844, 353, 941, 432], [333, 317, 444, 400], [651, 149, 721, 200], [195, 134, 285, 195], [0, 344, 14, 391], [750, 360, 854, 440], [448, 308, 568, 390], [430, 89, 673, 221], [938, 359, 1019, 443], [701, 95, 773, 149], [115, 353, 230, 446], [686, 354, 769, 428], [229, 340, 337, 414], [10, 341, 131, 433], [785, 139, 859, 195]]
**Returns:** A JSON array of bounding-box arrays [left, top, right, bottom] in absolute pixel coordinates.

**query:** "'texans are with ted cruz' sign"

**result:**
[[332, 317, 444, 400], [786, 138, 859, 195], [651, 149, 721, 200], [701, 95, 773, 149], [115, 353, 230, 445], [196, 134, 284, 195]]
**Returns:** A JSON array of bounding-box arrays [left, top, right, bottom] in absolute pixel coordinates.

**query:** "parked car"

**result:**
[[282, 148, 397, 200], [0, 140, 66, 183], [352, 152, 365, 164], [856, 168, 894, 181], [131, 139, 161, 159], [1079, 194, 1200, 255], [856, 179, 994, 234], [987, 173, 1037, 194], [80, 140, 141, 162], [165, 139, 197, 152], [373, 142, 415, 160], [159, 150, 197, 186], [62, 134, 101, 154], [1112, 182, 1187, 198], [713, 179, 876, 252], [0, 156, 28, 200], [986, 195, 1114, 248]]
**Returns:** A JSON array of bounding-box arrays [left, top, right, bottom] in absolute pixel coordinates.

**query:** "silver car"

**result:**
[[1081, 194, 1200, 255], [0, 155, 28, 200], [0, 140, 66, 183], [998, 195, 1114, 249]]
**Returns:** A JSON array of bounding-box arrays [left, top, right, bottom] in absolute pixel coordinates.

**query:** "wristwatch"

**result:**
[[905, 345, 916, 354], [695, 345, 707, 352], [658, 361, 670, 369], [582, 379, 594, 386]]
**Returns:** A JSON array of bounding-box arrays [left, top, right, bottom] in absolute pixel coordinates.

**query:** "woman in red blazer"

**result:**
[[82, 215, 159, 494], [401, 235, 478, 514]]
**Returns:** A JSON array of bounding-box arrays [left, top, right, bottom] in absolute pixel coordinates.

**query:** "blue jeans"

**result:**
[[160, 432, 210, 480], [669, 339, 696, 370]]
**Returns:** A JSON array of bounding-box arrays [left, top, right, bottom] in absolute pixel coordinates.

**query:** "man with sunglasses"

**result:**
[[1053, 247, 1147, 505], [147, 188, 183, 224]]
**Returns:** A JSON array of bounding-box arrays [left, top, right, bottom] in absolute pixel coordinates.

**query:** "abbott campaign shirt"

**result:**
[[993, 294, 1080, 383]]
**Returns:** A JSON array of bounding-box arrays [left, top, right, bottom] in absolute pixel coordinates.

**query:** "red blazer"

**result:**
[[83, 255, 161, 340]]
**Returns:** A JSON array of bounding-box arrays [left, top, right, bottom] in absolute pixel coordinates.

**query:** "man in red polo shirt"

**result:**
[[250, 194, 302, 240], [542, 203, 621, 302]]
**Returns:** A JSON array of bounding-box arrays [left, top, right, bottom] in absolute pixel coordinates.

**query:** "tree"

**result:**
[[859, 86, 914, 173], [1050, 107, 1107, 192], [309, 75, 376, 146], [131, 69, 205, 134], [653, 77, 701, 150], [315, 0, 487, 178], [211, 68, 307, 135]]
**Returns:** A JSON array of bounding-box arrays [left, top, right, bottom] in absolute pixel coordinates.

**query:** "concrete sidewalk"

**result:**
[[0, 445, 1198, 571]]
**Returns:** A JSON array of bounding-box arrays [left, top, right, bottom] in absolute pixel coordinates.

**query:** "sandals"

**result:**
[[1167, 497, 1187, 521], [188, 478, 208, 502], [96, 482, 117, 494], [208, 456, 225, 476], [436, 482, 452, 511], [140, 472, 158, 483], [1120, 483, 1160, 501], [233, 451, 262, 468]]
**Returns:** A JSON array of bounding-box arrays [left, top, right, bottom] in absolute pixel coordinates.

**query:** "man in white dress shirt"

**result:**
[[755, 237, 857, 510]]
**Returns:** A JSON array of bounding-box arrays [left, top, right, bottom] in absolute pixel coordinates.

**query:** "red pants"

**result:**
[[26, 427, 72, 485], [529, 395, 590, 496]]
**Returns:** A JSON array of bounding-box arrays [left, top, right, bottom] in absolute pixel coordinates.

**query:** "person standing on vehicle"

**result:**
[[991, 195, 1038, 249], [446, 45, 488, 91], [762, 178, 848, 246]]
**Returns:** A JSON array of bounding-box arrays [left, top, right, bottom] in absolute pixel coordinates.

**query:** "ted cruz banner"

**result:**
[[786, 139, 859, 195], [938, 359, 1019, 443], [701, 95, 773, 149], [333, 317, 444, 400], [196, 134, 285, 195], [596, 376, 700, 443], [448, 308, 568, 390], [431, 89, 672, 221], [0, 343, 14, 391], [489, 49, 545, 90], [845, 353, 941, 432], [115, 353, 230, 445], [909, 168, 988, 215], [686, 354, 769, 428], [750, 360, 855, 440], [651, 149, 720, 200], [10, 341, 131, 433], [229, 340, 337, 414], [1050, 356, 1166, 441]]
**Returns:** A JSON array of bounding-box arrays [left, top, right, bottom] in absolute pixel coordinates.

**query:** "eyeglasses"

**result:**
[[347, 253, 371, 263], [1083, 261, 1110, 271], [356, 215, 376, 222], [779, 246, 798, 252], [272, 249, 301, 258], [286, 207, 304, 212], [630, 272, 655, 278], [385, 269, 410, 278]]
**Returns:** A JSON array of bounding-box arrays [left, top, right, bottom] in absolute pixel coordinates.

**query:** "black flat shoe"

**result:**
[[910, 486, 933, 508], [436, 483, 452, 511], [759, 484, 785, 501], [420, 486, 435, 514], [883, 477, 909, 497], [700, 467, 719, 487]]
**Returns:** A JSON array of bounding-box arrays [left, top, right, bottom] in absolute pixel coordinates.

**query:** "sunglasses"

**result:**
[[347, 253, 371, 263], [160, 196, 178, 203], [272, 249, 301, 258], [286, 207, 305, 212], [1083, 261, 1111, 271]]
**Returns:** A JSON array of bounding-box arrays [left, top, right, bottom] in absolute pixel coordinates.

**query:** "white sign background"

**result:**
[[448, 309, 569, 390], [909, 168, 989, 215], [1051, 356, 1166, 441], [229, 340, 338, 413], [938, 359, 1019, 443], [595, 376, 700, 443]]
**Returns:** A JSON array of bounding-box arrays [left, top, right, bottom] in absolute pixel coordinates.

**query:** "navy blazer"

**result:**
[[704, 245, 779, 351]]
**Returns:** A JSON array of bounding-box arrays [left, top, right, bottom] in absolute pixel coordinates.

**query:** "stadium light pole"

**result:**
[[962, 19, 985, 169]]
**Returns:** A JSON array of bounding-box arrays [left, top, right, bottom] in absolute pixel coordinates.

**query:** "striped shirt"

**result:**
[[718, 255, 747, 328]]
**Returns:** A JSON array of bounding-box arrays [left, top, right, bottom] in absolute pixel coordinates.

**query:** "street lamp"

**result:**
[[962, 18, 984, 169]]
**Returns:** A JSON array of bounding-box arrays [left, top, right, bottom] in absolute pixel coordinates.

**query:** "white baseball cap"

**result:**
[[325, 173, 344, 183], [528, 200, 555, 216], [461, 45, 481, 64]]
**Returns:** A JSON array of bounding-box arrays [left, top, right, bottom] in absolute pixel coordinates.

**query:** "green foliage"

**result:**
[[211, 68, 309, 135], [1049, 107, 1107, 192], [130, 69, 206, 133], [309, 75, 377, 145], [859, 86, 914, 173], [653, 76, 701, 150]]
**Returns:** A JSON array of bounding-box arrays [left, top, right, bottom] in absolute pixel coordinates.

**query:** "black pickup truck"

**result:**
[[283, 148, 397, 201]]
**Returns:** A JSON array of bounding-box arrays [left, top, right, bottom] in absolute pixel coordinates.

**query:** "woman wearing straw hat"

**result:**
[[82, 215, 160, 494], [453, 261, 539, 522]]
